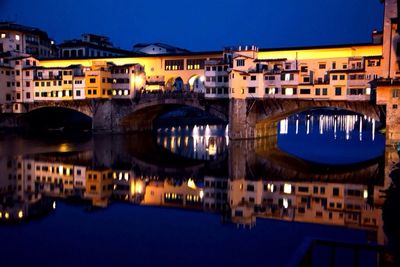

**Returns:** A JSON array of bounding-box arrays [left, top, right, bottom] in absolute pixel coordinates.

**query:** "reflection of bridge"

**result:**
[[19, 92, 384, 139], [230, 137, 384, 184]]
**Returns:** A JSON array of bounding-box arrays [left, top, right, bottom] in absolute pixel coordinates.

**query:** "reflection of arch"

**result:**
[[165, 77, 184, 91], [188, 75, 205, 92]]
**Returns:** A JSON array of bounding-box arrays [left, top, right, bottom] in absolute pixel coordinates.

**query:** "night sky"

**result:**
[[0, 0, 383, 51]]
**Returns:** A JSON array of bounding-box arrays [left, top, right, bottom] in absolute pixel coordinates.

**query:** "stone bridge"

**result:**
[[229, 98, 384, 140], [23, 92, 229, 133], [21, 95, 385, 139]]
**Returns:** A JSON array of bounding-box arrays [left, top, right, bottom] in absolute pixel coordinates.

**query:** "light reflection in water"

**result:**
[[157, 124, 227, 160]]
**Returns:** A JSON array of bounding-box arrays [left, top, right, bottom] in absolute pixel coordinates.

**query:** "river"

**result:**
[[0, 109, 396, 267]]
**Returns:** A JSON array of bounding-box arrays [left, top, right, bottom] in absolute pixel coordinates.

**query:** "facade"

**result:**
[[0, 22, 56, 58], [59, 34, 133, 59]]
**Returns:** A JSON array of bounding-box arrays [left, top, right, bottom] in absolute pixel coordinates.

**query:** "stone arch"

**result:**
[[188, 75, 205, 93], [165, 76, 185, 91], [19, 106, 93, 131]]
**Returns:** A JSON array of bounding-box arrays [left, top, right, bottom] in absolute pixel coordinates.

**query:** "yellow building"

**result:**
[[84, 61, 113, 98]]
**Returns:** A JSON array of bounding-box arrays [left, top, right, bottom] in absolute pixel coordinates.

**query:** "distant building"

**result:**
[[0, 22, 56, 58], [133, 42, 190, 55], [58, 33, 133, 58]]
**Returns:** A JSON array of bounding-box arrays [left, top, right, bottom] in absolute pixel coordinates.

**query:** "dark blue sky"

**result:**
[[0, 0, 383, 51]]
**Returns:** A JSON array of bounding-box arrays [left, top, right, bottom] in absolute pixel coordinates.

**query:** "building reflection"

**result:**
[[0, 127, 396, 255]]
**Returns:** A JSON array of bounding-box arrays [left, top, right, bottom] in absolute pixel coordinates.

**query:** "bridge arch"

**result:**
[[188, 75, 205, 93], [110, 93, 228, 133], [19, 106, 93, 131], [165, 76, 185, 91]]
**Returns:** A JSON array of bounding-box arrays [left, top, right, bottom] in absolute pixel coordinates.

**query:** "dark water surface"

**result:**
[[0, 110, 387, 267]]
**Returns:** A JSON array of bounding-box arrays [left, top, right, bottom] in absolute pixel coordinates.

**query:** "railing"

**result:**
[[286, 238, 390, 267]]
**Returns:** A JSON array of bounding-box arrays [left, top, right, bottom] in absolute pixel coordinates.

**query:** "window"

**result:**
[[339, 75, 345, 80], [165, 59, 184, 70], [315, 88, 321, 95], [76, 90, 81, 96], [248, 87, 256, 94], [332, 62, 336, 69], [298, 186, 309, 193], [282, 88, 296, 95], [300, 88, 311, 94], [303, 77, 310, 83], [300, 66, 308, 72], [281, 73, 294, 81], [266, 87, 278, 95], [333, 188, 339, 196], [187, 59, 205, 70], [26, 81, 30, 87], [89, 78, 96, 83], [332, 75, 338, 80], [25, 71, 30, 76], [236, 59, 245, 67], [392, 89, 400, 98], [15, 34, 20, 41], [393, 104, 398, 109], [348, 88, 364, 95], [319, 63, 326, 69], [247, 184, 255, 192], [335, 87, 342, 96], [322, 88, 328, 95], [251, 76, 256, 81]]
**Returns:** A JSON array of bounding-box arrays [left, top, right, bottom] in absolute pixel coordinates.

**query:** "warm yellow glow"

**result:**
[[124, 172, 129, 181], [113, 172, 117, 179], [18, 210, 23, 219], [130, 182, 135, 194], [187, 178, 197, 190], [5, 212, 9, 219], [0, 212, 2, 218], [258, 45, 382, 60], [199, 190, 204, 199], [119, 172, 122, 180], [208, 143, 217, 156], [59, 165, 63, 174], [363, 189, 368, 199], [136, 183, 143, 194], [283, 184, 292, 194], [52, 201, 56, 210], [114, 184, 117, 190], [59, 143, 70, 152], [135, 76, 143, 85], [66, 168, 71, 176]]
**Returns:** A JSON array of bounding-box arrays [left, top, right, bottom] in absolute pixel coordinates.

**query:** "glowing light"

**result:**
[[66, 168, 71, 176], [283, 184, 292, 194], [130, 182, 135, 194], [59, 144, 70, 152], [5, 212, 9, 219], [59, 165, 63, 174], [124, 172, 129, 181], [119, 173, 122, 180], [113, 172, 117, 179], [136, 184, 143, 194], [363, 189, 368, 199], [187, 179, 197, 190], [199, 76, 205, 82], [199, 190, 204, 199], [18, 210, 23, 219], [52, 201, 56, 210], [0, 212, 2, 218], [283, 198, 289, 209]]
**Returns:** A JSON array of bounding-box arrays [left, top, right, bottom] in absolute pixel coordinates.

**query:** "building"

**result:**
[[58, 33, 133, 58], [0, 22, 56, 58], [133, 43, 190, 55]]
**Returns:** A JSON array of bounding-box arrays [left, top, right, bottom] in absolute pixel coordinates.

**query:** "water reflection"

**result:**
[[1, 114, 396, 265], [277, 110, 385, 164]]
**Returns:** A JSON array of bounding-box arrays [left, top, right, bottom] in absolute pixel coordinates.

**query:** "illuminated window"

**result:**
[[187, 59, 205, 70], [248, 87, 256, 94], [15, 34, 20, 41], [165, 60, 184, 71], [0, 33, 5, 38]]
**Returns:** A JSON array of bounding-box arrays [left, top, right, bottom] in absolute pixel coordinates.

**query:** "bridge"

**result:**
[[19, 93, 385, 139]]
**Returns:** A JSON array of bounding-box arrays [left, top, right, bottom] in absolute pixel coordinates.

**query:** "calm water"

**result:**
[[0, 110, 390, 267]]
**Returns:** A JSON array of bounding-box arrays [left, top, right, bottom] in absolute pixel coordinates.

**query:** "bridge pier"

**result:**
[[228, 99, 256, 140]]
